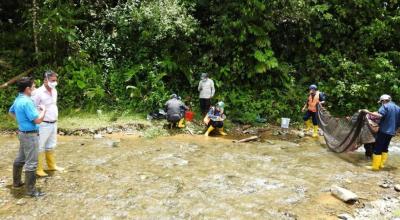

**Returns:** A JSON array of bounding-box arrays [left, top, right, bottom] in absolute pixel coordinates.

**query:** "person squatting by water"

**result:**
[[302, 84, 326, 138], [204, 101, 227, 136], [32, 70, 64, 177], [165, 94, 189, 129], [9, 77, 46, 197], [198, 72, 215, 117], [362, 94, 400, 171]]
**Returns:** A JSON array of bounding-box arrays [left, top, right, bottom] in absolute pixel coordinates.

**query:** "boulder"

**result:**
[[331, 185, 358, 203]]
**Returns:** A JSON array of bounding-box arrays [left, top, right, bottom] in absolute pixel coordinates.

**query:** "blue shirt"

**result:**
[[378, 101, 400, 136], [9, 93, 39, 131]]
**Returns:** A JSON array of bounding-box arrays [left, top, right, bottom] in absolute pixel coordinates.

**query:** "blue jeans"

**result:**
[[303, 111, 318, 125]]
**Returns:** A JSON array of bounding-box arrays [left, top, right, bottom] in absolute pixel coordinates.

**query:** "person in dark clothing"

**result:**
[[362, 94, 400, 171], [165, 94, 189, 128]]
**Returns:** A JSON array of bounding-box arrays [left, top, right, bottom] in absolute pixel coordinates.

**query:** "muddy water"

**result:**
[[1, 135, 400, 219]]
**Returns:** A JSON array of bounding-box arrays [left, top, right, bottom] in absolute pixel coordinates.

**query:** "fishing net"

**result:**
[[316, 104, 377, 153]]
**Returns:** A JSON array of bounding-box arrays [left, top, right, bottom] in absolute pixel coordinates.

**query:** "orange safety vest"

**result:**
[[307, 91, 320, 112]]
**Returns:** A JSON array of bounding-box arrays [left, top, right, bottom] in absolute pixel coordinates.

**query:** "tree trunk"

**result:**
[[32, 0, 39, 63]]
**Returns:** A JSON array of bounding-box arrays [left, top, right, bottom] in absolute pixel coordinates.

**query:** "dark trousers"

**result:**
[[303, 110, 318, 125], [209, 120, 223, 128], [374, 131, 393, 155], [200, 98, 211, 116], [364, 143, 374, 157]]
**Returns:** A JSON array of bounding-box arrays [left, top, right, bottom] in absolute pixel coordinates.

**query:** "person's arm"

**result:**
[[25, 102, 46, 124], [198, 81, 202, 92], [31, 90, 41, 107], [362, 109, 383, 118], [210, 80, 215, 98], [302, 99, 308, 112], [9, 104, 16, 119], [34, 107, 46, 124]]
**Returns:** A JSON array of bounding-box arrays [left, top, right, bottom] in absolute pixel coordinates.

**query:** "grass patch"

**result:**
[[58, 110, 149, 130], [0, 110, 150, 131], [0, 114, 18, 130]]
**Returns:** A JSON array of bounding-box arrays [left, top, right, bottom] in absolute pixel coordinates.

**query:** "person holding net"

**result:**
[[362, 94, 400, 171], [302, 84, 326, 138]]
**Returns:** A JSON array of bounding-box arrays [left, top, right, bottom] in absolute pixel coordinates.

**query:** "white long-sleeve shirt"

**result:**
[[31, 85, 58, 122], [198, 78, 215, 99]]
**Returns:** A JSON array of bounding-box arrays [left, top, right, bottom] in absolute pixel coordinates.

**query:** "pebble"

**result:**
[[338, 213, 354, 220], [112, 141, 120, 148], [394, 185, 400, 192], [93, 134, 103, 139], [106, 127, 113, 134], [379, 183, 390, 189], [16, 199, 26, 206]]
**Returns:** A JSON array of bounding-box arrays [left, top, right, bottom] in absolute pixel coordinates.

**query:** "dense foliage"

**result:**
[[1, 0, 400, 123]]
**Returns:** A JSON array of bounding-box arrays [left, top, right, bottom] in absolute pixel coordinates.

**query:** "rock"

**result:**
[[395, 185, 400, 192], [331, 185, 358, 203], [338, 213, 354, 220], [93, 134, 103, 139], [16, 199, 26, 205], [106, 127, 113, 134], [379, 183, 390, 189], [266, 140, 275, 145], [58, 131, 65, 136], [297, 131, 305, 138], [112, 140, 120, 148]]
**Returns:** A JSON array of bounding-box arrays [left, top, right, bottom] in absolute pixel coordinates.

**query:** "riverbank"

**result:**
[[1, 134, 400, 219]]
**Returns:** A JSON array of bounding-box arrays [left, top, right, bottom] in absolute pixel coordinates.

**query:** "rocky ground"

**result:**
[[1, 117, 400, 219]]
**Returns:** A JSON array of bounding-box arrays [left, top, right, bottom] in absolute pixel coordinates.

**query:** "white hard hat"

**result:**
[[378, 94, 391, 103]]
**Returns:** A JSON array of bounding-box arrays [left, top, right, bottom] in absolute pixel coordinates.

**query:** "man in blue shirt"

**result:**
[[363, 94, 400, 171], [9, 77, 46, 197]]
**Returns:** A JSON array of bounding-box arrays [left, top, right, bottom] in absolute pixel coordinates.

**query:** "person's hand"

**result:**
[[301, 107, 306, 112], [38, 104, 46, 112]]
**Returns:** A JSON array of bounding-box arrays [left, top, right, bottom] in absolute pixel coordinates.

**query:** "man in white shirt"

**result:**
[[198, 73, 215, 117], [32, 70, 64, 177]]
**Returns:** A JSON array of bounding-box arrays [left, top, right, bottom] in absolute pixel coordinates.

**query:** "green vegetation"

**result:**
[[1, 0, 400, 123]]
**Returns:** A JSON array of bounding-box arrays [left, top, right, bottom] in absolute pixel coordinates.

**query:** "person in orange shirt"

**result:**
[[302, 84, 326, 137]]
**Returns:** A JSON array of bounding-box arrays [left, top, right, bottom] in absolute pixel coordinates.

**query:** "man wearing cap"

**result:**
[[302, 84, 326, 137], [362, 94, 400, 171], [9, 77, 46, 197], [198, 73, 215, 117], [165, 94, 189, 128], [32, 71, 64, 177]]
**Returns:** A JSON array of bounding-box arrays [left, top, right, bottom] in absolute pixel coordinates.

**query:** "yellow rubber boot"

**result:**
[[178, 118, 185, 128], [36, 153, 48, 177], [204, 126, 215, 136], [305, 120, 312, 132], [45, 150, 64, 172], [380, 152, 388, 169], [370, 154, 382, 171], [218, 127, 227, 136], [312, 125, 319, 138]]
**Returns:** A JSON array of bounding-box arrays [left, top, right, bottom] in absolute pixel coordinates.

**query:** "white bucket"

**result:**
[[281, 118, 290, 129]]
